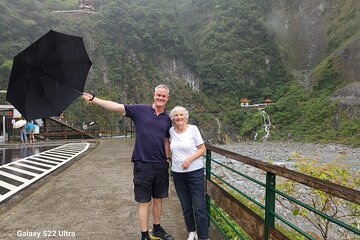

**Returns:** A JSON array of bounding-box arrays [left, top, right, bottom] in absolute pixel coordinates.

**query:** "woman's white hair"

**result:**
[[169, 106, 189, 121]]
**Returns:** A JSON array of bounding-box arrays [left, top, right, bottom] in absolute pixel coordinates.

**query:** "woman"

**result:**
[[20, 125, 27, 144], [169, 106, 209, 240], [25, 121, 35, 143]]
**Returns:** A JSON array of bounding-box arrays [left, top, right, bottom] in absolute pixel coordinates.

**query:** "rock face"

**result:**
[[266, 0, 333, 70], [330, 35, 360, 113], [332, 82, 360, 116], [332, 82, 360, 105], [160, 58, 201, 91], [334, 35, 360, 85], [266, 0, 360, 109]]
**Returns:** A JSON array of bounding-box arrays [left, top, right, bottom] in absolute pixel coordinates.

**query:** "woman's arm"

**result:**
[[181, 143, 206, 169]]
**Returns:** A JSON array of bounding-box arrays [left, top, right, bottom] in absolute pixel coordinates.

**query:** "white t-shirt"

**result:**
[[170, 124, 204, 173]]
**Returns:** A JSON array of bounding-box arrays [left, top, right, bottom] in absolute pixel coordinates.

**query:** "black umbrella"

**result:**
[[6, 30, 92, 121]]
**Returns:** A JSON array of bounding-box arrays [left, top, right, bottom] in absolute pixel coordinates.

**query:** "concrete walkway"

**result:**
[[0, 139, 187, 239]]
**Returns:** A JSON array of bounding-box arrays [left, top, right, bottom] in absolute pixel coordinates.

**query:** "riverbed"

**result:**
[[216, 141, 360, 171], [210, 141, 359, 238]]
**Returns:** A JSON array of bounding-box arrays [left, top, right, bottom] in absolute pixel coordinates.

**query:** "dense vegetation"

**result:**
[[179, 0, 290, 103], [0, 0, 359, 145]]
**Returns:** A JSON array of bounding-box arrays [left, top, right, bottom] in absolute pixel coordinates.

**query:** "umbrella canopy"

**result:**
[[13, 120, 27, 129], [6, 30, 92, 121]]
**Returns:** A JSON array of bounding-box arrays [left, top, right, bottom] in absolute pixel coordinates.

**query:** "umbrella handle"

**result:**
[[82, 90, 95, 101], [87, 90, 95, 101]]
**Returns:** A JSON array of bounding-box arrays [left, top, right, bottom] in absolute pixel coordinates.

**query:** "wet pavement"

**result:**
[[0, 139, 190, 240], [0, 145, 61, 166], [0, 143, 90, 203]]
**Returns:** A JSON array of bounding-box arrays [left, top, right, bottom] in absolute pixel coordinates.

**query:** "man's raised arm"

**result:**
[[82, 92, 125, 114]]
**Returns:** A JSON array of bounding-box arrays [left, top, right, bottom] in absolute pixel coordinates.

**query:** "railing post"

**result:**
[[264, 172, 276, 240], [205, 149, 211, 226]]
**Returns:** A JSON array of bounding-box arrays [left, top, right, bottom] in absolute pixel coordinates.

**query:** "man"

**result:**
[[82, 84, 173, 240]]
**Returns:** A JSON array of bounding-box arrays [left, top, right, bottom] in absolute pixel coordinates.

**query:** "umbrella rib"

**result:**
[[39, 36, 86, 68], [39, 38, 75, 67], [40, 71, 84, 95]]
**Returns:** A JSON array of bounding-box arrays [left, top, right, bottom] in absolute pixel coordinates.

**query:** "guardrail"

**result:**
[[38, 127, 133, 140], [205, 144, 359, 240], [45, 117, 134, 139]]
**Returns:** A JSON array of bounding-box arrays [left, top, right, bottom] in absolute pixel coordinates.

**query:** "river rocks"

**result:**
[[210, 141, 359, 237], [216, 141, 360, 170]]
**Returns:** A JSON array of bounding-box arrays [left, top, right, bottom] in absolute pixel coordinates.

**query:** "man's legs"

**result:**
[[134, 162, 172, 239], [150, 163, 173, 240], [134, 161, 152, 239], [139, 202, 150, 231], [152, 198, 162, 224]]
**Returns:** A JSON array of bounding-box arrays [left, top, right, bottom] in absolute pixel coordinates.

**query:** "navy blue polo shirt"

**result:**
[[124, 104, 171, 163]]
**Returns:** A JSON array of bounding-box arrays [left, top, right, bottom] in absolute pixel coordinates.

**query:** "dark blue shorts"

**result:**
[[133, 161, 169, 203]]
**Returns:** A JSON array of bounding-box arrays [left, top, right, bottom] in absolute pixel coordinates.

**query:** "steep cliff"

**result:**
[[267, 0, 360, 109]]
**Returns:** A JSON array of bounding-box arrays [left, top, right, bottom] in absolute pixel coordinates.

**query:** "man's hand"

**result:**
[[82, 92, 95, 102]]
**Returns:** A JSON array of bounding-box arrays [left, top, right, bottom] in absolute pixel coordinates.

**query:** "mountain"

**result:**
[[0, 0, 359, 145], [267, 0, 360, 94], [264, 0, 360, 144]]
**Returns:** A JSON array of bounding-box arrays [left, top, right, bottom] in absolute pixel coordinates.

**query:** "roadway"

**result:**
[[0, 139, 189, 239]]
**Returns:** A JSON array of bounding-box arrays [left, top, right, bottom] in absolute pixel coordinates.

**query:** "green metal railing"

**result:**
[[205, 144, 360, 240]]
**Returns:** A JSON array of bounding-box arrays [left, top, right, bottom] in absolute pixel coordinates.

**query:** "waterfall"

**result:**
[[215, 117, 225, 144], [261, 110, 271, 141]]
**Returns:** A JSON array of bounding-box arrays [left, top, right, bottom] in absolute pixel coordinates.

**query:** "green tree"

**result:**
[[277, 152, 360, 239]]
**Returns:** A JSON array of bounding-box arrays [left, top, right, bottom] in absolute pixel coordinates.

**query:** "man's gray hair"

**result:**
[[155, 84, 170, 95], [169, 106, 189, 121]]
